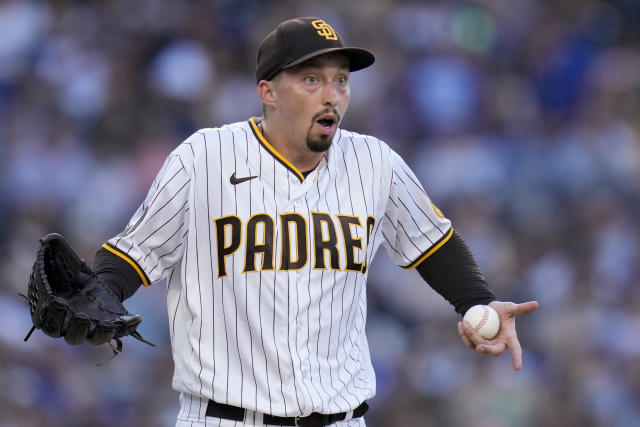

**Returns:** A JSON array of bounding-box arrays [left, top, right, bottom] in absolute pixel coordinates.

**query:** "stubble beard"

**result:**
[[306, 132, 334, 153]]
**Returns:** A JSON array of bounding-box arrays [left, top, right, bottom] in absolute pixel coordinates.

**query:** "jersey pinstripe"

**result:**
[[106, 118, 452, 421]]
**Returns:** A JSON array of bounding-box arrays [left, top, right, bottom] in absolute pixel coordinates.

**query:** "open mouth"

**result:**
[[315, 114, 337, 131], [317, 118, 335, 129]]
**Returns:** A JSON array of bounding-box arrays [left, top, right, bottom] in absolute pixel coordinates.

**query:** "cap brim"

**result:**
[[283, 47, 375, 73]]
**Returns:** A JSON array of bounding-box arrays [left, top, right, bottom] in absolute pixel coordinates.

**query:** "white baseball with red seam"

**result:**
[[463, 304, 500, 339]]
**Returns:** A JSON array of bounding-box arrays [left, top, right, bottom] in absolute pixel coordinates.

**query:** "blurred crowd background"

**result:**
[[1, 0, 640, 426]]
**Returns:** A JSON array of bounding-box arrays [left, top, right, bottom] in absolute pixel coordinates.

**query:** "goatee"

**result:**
[[307, 108, 340, 152], [306, 134, 333, 152]]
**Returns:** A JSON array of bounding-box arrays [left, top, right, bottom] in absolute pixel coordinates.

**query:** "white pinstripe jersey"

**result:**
[[105, 117, 452, 419]]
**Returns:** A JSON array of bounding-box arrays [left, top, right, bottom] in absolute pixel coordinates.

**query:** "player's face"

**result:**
[[276, 54, 350, 153]]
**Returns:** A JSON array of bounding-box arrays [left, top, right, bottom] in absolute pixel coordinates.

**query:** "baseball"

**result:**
[[463, 304, 500, 339]]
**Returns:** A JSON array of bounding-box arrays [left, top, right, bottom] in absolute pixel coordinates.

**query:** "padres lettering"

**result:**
[[215, 212, 375, 278], [311, 19, 338, 40]]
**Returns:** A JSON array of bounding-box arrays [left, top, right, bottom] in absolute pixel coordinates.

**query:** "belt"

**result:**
[[206, 400, 369, 426]]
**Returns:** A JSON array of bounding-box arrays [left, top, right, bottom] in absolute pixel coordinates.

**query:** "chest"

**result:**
[[202, 153, 384, 276]]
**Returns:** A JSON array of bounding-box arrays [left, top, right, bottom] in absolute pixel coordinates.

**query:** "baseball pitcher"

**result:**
[[24, 17, 538, 427]]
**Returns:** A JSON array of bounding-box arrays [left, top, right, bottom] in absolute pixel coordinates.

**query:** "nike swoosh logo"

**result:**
[[230, 172, 258, 185]]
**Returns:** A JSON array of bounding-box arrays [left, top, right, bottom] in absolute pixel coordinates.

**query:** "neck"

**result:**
[[260, 117, 325, 173]]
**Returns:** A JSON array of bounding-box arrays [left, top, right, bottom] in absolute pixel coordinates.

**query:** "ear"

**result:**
[[257, 80, 277, 109]]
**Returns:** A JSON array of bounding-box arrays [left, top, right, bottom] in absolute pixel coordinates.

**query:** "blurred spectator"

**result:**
[[1, 0, 640, 426]]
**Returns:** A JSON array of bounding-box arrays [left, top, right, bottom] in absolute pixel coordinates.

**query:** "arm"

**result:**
[[92, 247, 142, 302], [377, 148, 538, 369], [24, 144, 192, 348], [415, 230, 495, 315], [416, 230, 538, 371]]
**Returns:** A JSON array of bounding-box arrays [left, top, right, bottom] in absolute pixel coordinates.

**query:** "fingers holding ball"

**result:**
[[463, 304, 500, 340]]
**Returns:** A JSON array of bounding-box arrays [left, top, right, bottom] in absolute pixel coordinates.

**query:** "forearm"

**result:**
[[92, 247, 142, 301], [416, 230, 495, 315]]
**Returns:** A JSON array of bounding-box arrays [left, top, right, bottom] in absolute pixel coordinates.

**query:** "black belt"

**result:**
[[206, 399, 369, 426]]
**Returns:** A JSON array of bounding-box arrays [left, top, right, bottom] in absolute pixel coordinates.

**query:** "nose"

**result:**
[[322, 82, 338, 107]]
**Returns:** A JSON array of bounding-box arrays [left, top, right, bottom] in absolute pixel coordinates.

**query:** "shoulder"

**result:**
[[185, 121, 251, 148], [334, 128, 394, 160], [171, 121, 251, 162]]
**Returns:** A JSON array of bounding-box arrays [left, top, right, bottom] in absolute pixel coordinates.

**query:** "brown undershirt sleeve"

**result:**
[[415, 230, 496, 315], [92, 247, 143, 302]]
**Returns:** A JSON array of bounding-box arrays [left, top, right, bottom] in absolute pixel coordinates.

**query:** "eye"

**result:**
[[336, 75, 348, 85], [304, 75, 318, 84]]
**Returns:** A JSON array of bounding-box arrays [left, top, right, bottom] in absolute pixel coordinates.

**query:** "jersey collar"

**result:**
[[248, 117, 305, 182]]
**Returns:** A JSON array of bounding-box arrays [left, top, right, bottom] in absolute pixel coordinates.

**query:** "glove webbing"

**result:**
[[19, 293, 155, 354]]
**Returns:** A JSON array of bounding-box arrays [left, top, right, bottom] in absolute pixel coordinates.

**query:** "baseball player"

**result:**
[[27, 17, 538, 426]]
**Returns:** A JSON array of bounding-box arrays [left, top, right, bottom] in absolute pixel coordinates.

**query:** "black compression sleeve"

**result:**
[[416, 230, 496, 315], [92, 247, 142, 301]]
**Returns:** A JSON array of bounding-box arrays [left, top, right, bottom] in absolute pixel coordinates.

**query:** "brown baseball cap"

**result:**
[[255, 17, 375, 83]]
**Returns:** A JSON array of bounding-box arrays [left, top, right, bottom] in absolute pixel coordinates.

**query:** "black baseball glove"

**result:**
[[22, 233, 153, 353]]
